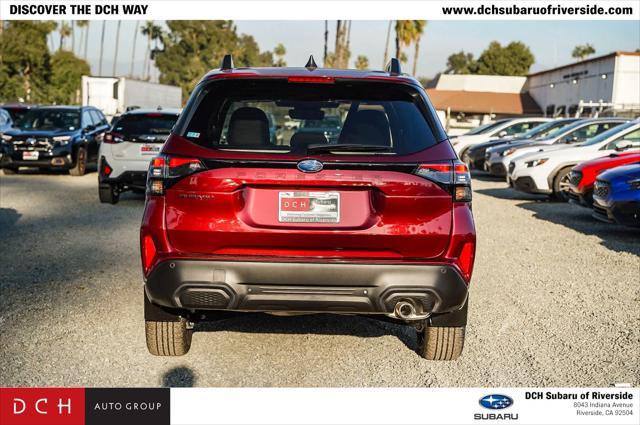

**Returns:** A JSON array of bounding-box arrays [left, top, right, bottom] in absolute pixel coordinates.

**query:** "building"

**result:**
[[425, 74, 542, 134], [426, 51, 640, 134], [526, 51, 640, 118]]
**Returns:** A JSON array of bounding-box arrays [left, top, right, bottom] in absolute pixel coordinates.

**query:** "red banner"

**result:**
[[0, 388, 85, 425]]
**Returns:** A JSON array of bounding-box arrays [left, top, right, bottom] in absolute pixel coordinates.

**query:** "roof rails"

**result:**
[[385, 58, 401, 76], [220, 54, 234, 70]]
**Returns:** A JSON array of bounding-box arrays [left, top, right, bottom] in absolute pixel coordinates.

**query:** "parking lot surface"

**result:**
[[1, 171, 638, 387]]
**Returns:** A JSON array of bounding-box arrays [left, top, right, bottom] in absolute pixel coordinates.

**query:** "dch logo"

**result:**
[[0, 388, 85, 425]]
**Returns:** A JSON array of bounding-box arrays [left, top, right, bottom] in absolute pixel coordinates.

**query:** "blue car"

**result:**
[[592, 163, 640, 227], [0, 106, 110, 176]]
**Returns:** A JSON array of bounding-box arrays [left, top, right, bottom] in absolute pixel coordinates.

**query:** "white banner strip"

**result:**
[[1, 0, 639, 20], [171, 387, 639, 425]]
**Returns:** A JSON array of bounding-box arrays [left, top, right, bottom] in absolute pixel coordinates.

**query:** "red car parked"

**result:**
[[568, 152, 640, 206], [140, 56, 475, 360]]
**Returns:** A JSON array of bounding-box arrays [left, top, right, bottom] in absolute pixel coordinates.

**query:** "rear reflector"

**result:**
[[456, 241, 475, 282], [288, 76, 335, 84], [142, 235, 157, 273]]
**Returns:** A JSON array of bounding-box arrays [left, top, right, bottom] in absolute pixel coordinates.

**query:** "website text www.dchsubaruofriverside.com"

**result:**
[[442, 3, 634, 16]]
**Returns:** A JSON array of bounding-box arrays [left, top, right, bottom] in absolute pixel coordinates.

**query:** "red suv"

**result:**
[[140, 56, 476, 360]]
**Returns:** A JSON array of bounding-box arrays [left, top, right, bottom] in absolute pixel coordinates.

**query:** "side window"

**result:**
[[559, 124, 597, 144], [0, 110, 8, 126], [593, 122, 618, 137], [89, 110, 102, 126], [604, 129, 640, 150], [81, 110, 93, 128], [496, 122, 535, 137]]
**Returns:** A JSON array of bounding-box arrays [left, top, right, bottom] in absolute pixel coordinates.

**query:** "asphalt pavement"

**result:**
[[1, 170, 638, 387]]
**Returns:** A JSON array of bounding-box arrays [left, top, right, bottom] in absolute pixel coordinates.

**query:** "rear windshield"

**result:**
[[113, 114, 179, 135], [179, 80, 445, 155]]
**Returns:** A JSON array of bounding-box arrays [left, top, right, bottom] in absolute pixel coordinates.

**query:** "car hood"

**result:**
[[598, 164, 640, 183], [4, 129, 79, 138], [575, 152, 640, 172]]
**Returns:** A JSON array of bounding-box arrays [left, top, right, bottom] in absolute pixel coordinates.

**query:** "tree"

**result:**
[[475, 41, 534, 76], [141, 21, 162, 80], [76, 20, 89, 59], [412, 20, 426, 76], [98, 21, 106, 75], [112, 20, 122, 75], [130, 21, 140, 77], [273, 43, 286, 67], [0, 21, 56, 102], [153, 21, 275, 101], [49, 50, 90, 104], [354, 55, 369, 70], [323, 21, 328, 66], [382, 20, 391, 67], [445, 51, 477, 74], [59, 21, 71, 51], [572, 44, 596, 61], [394, 20, 414, 61]]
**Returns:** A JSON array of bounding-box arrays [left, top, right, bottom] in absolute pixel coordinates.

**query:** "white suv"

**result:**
[[508, 121, 640, 200], [98, 109, 180, 204]]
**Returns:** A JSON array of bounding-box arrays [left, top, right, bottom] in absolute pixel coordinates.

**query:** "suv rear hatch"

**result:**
[[154, 78, 461, 261]]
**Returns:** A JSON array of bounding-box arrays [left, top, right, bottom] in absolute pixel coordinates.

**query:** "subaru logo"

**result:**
[[479, 394, 513, 410], [297, 159, 323, 173], [26, 137, 36, 145]]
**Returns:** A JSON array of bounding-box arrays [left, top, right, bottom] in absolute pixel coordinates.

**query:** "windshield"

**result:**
[[182, 80, 444, 155], [535, 120, 586, 141], [19, 109, 80, 131], [465, 120, 509, 135], [113, 113, 179, 135], [4, 107, 30, 124], [579, 121, 636, 146], [521, 119, 577, 140]]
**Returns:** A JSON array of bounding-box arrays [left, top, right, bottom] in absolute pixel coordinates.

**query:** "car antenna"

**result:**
[[221, 54, 234, 71], [305, 55, 318, 70], [385, 58, 401, 76]]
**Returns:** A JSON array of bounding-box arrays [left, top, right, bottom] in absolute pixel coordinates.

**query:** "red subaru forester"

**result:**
[[140, 56, 476, 360]]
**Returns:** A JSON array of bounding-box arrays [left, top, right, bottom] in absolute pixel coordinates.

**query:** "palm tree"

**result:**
[[412, 21, 426, 76], [79, 21, 90, 60], [112, 20, 122, 75], [383, 20, 392, 67], [59, 21, 72, 51], [323, 20, 328, 66], [141, 21, 161, 80], [130, 21, 140, 77], [394, 20, 415, 61], [71, 20, 75, 53], [98, 21, 106, 75]]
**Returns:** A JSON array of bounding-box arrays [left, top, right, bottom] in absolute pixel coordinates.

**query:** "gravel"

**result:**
[[1, 170, 638, 387]]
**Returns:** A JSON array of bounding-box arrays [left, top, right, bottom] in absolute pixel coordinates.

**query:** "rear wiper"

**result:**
[[306, 143, 391, 153]]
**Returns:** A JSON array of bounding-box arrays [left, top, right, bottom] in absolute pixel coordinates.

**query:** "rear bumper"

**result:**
[[100, 170, 148, 189], [144, 260, 469, 316]]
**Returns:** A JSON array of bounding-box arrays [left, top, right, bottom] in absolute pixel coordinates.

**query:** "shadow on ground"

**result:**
[[195, 313, 419, 353], [162, 367, 196, 387]]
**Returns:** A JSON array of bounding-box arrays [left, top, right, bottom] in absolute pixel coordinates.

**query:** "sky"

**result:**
[[50, 20, 640, 82]]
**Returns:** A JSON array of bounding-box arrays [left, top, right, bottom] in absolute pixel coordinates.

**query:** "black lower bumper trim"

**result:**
[[145, 260, 469, 316], [101, 170, 148, 188]]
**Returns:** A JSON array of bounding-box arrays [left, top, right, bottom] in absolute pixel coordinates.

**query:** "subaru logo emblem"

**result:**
[[26, 137, 36, 145], [479, 394, 513, 410], [297, 159, 323, 173]]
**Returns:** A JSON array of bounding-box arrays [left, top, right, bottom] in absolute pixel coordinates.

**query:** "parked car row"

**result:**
[[462, 117, 640, 228], [0, 104, 182, 202]]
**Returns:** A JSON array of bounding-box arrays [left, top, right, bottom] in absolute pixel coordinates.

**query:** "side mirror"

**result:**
[[615, 140, 633, 151], [83, 124, 95, 133]]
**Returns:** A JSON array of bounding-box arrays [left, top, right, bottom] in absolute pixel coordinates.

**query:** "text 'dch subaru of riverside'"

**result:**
[[98, 108, 181, 204], [140, 56, 476, 360]]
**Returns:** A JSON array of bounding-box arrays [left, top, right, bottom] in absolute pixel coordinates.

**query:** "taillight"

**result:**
[[414, 160, 472, 202], [104, 132, 124, 144], [146, 154, 205, 195]]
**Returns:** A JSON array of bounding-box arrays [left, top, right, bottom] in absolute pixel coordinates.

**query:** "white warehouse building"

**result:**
[[525, 51, 640, 117]]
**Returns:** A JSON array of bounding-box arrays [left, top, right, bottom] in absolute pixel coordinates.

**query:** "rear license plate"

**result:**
[[278, 191, 340, 223], [140, 144, 161, 155], [22, 151, 39, 160]]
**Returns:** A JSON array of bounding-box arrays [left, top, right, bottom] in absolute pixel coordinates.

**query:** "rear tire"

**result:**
[[419, 325, 465, 360], [98, 184, 119, 204], [145, 319, 192, 356], [552, 167, 572, 202], [69, 147, 87, 176], [2, 167, 17, 175]]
